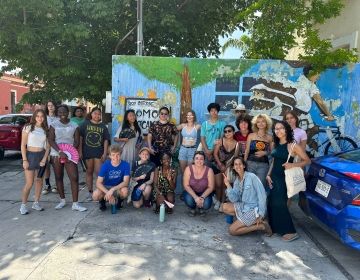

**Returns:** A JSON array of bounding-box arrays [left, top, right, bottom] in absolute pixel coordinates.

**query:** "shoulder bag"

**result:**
[[285, 142, 306, 198]]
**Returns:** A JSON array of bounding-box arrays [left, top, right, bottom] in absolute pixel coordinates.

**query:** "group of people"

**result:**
[[20, 101, 311, 242]]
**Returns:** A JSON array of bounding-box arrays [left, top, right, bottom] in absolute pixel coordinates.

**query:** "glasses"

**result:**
[[160, 112, 168, 116], [224, 129, 233, 133]]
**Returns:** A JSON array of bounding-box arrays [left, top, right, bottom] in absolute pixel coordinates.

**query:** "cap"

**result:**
[[230, 104, 247, 114]]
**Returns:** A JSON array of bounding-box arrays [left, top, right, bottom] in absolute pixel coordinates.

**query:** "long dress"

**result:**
[[267, 143, 296, 235], [120, 130, 139, 171]]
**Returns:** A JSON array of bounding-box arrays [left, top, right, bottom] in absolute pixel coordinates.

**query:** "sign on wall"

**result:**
[[125, 98, 159, 134]]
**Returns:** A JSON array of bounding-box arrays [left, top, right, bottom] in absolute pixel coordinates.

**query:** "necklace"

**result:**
[[257, 132, 266, 139]]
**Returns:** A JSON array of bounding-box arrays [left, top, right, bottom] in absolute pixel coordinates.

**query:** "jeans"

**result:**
[[246, 160, 269, 188], [183, 191, 213, 210]]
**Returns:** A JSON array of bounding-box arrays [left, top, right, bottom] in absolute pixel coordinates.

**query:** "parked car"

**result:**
[[0, 114, 32, 160], [299, 148, 360, 250]]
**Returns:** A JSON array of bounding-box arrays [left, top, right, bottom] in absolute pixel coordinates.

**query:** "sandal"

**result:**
[[282, 233, 299, 242]]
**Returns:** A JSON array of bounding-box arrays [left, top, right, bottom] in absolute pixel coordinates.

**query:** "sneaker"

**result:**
[[199, 208, 206, 217], [214, 200, 221, 211], [55, 199, 66, 209], [20, 204, 29, 215], [32, 202, 44, 211], [188, 208, 196, 217], [51, 187, 58, 193], [42, 187, 50, 195], [86, 192, 93, 202], [72, 202, 87, 212], [99, 199, 107, 211]]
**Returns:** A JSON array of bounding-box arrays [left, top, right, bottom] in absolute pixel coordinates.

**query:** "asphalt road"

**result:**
[[0, 151, 22, 175]]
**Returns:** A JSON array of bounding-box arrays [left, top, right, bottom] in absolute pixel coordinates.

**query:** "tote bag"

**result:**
[[285, 142, 306, 198]]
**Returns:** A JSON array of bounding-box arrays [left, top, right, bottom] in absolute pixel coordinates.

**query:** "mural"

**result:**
[[112, 56, 360, 157]]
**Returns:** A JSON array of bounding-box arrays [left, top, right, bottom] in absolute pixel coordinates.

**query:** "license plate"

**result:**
[[315, 180, 331, 198]]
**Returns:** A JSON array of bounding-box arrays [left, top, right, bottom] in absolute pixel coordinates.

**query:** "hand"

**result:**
[[195, 196, 204, 208], [104, 188, 114, 202], [138, 174, 146, 180], [214, 139, 220, 146], [39, 160, 46, 167], [282, 162, 293, 169], [325, 115, 335, 121], [101, 153, 107, 162], [255, 216, 263, 227], [222, 173, 231, 187], [23, 161, 29, 170], [139, 184, 145, 191], [255, 151, 267, 157], [59, 151, 68, 159], [266, 175, 273, 189]]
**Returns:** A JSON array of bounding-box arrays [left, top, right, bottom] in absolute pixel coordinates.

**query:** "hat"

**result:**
[[231, 104, 247, 114], [139, 147, 151, 154]]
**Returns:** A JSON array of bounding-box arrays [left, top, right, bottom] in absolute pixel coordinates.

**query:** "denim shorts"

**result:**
[[178, 145, 197, 162]]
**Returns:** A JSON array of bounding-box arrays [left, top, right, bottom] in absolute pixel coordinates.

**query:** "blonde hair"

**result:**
[[251, 114, 272, 132], [109, 144, 121, 154]]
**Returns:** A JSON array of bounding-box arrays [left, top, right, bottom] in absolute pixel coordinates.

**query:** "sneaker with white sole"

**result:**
[[72, 202, 87, 212], [86, 192, 93, 201], [42, 187, 50, 195], [32, 202, 44, 211], [51, 187, 58, 193], [55, 199, 66, 209], [20, 204, 29, 215], [214, 200, 221, 211]]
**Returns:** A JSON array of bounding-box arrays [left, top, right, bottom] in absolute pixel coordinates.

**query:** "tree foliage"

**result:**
[[0, 0, 247, 104], [223, 0, 358, 73]]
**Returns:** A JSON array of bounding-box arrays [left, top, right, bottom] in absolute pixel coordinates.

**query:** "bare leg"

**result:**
[[223, 202, 236, 216], [215, 173, 224, 201], [64, 161, 79, 202], [229, 220, 264, 236], [52, 158, 65, 199], [21, 170, 35, 203], [34, 171, 43, 201], [85, 159, 94, 192]]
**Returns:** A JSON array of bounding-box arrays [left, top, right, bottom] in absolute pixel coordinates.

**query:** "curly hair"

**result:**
[[273, 121, 294, 147], [235, 114, 253, 132], [251, 113, 272, 132]]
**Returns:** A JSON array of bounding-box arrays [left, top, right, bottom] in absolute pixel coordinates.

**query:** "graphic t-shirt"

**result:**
[[79, 120, 110, 159], [148, 121, 178, 152], [98, 159, 130, 188], [200, 120, 226, 150]]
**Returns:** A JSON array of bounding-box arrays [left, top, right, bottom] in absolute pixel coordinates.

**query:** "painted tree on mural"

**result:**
[[113, 56, 257, 121]]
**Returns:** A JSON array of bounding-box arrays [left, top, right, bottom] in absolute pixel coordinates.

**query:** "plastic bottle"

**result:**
[[159, 203, 165, 222], [111, 203, 117, 214]]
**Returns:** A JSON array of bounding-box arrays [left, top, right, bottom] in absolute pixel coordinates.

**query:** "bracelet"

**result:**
[[23, 159, 28, 162]]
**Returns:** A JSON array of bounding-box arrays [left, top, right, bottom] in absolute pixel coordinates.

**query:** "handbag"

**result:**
[[284, 142, 306, 198]]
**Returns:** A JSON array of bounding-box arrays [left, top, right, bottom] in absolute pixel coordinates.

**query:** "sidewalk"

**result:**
[[0, 169, 349, 280]]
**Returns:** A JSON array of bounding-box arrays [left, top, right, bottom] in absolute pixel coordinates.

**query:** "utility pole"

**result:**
[[136, 0, 143, 56]]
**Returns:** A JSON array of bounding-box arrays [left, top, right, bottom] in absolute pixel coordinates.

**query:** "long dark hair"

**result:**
[[86, 107, 101, 121], [122, 109, 141, 135], [273, 121, 294, 147], [230, 156, 246, 178], [27, 109, 48, 135], [45, 100, 57, 116]]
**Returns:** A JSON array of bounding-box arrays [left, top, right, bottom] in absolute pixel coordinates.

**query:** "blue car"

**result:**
[[299, 148, 360, 250]]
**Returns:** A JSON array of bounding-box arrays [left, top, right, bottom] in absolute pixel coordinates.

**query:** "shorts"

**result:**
[[178, 145, 197, 162], [26, 150, 45, 170]]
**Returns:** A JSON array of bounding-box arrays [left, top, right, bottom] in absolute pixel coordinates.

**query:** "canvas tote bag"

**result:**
[[285, 142, 306, 198]]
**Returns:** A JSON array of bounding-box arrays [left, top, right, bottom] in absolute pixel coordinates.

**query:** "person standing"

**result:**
[[114, 109, 142, 170], [70, 106, 85, 126], [284, 111, 307, 151], [79, 107, 110, 201], [266, 121, 310, 241], [19, 109, 50, 214], [229, 103, 247, 132], [147, 107, 178, 166], [42, 100, 58, 194], [233, 114, 252, 155], [49, 105, 87, 212]]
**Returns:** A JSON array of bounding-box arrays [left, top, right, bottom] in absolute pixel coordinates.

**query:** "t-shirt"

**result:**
[[98, 159, 130, 188], [79, 120, 110, 159], [233, 132, 248, 154], [148, 121, 178, 152], [71, 117, 85, 126], [293, 127, 307, 144], [200, 120, 226, 150]]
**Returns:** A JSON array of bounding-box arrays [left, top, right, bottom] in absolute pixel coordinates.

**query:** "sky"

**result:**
[[218, 28, 243, 59]]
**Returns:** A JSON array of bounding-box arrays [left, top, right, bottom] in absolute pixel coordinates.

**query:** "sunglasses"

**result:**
[[160, 112, 168, 116], [224, 129, 233, 133]]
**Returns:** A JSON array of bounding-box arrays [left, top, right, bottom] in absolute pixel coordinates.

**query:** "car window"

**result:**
[[339, 149, 360, 163], [0, 116, 14, 124], [14, 116, 28, 125]]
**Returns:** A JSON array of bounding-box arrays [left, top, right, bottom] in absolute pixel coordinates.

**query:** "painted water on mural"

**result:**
[[112, 56, 360, 157]]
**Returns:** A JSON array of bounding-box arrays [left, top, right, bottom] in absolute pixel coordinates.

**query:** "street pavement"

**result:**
[[0, 151, 359, 280]]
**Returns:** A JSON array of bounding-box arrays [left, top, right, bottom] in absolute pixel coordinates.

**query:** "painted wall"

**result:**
[[112, 56, 360, 156]]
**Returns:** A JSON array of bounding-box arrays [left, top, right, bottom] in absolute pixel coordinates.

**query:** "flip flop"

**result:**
[[282, 233, 299, 242]]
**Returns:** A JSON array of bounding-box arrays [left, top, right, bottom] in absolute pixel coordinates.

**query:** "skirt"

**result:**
[[26, 150, 45, 170], [235, 208, 257, 227]]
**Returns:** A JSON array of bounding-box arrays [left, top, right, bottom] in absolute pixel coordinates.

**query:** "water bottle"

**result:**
[[159, 203, 165, 222], [111, 203, 117, 214]]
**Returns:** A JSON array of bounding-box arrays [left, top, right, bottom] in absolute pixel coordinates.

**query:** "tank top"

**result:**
[[248, 140, 270, 163], [219, 138, 238, 164], [23, 125, 47, 149], [181, 125, 197, 147], [189, 165, 209, 193], [50, 119, 77, 155]]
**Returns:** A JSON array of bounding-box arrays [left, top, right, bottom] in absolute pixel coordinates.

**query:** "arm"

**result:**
[[213, 141, 225, 172], [283, 144, 311, 169], [153, 168, 161, 195], [312, 93, 334, 120], [266, 158, 274, 188], [299, 139, 307, 151], [21, 128, 29, 170], [147, 132, 155, 155], [79, 136, 83, 158], [168, 168, 177, 190], [102, 139, 109, 162], [244, 133, 253, 161], [96, 176, 109, 194], [40, 140, 50, 167], [252, 174, 267, 218], [183, 166, 198, 200], [202, 168, 215, 198], [73, 127, 80, 149]]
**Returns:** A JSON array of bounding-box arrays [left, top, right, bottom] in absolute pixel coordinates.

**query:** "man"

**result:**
[[93, 144, 129, 211], [229, 103, 248, 131]]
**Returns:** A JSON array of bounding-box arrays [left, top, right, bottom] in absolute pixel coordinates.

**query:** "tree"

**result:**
[[223, 0, 358, 73], [0, 0, 249, 105]]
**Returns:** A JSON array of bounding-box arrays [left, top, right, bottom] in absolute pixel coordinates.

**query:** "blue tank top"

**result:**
[[181, 125, 197, 146]]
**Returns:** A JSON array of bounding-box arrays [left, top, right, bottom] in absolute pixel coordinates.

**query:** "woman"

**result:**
[[177, 110, 201, 174], [147, 107, 178, 166], [233, 114, 252, 154], [70, 106, 85, 126], [223, 157, 272, 236], [213, 125, 240, 211], [153, 152, 177, 214], [114, 109, 142, 170], [42, 100, 58, 194], [19, 109, 50, 215], [130, 147, 156, 208], [244, 114, 273, 187], [284, 111, 307, 151], [266, 121, 310, 241], [49, 105, 87, 212], [183, 151, 214, 217], [79, 107, 110, 200]]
